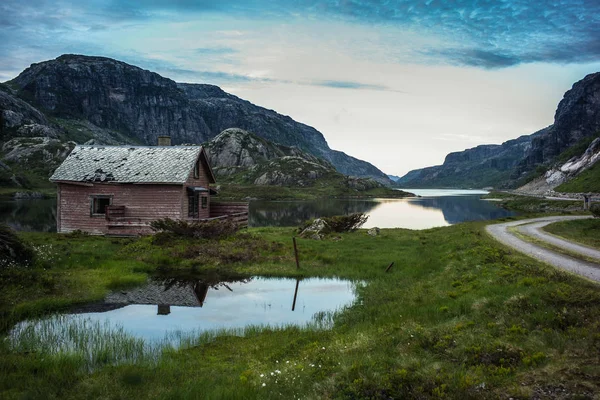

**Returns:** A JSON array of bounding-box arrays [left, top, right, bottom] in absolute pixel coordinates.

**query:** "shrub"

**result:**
[[590, 203, 600, 218], [149, 218, 238, 239], [299, 213, 369, 234], [0, 224, 34, 268]]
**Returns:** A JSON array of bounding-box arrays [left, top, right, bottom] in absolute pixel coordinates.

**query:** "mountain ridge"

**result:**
[[397, 71, 600, 189], [3, 54, 392, 184]]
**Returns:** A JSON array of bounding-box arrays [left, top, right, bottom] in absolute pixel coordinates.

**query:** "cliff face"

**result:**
[[5, 54, 391, 183], [397, 131, 546, 188], [522, 72, 600, 168], [398, 71, 600, 189]]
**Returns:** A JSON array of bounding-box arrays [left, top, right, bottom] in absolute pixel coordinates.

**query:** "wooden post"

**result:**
[[293, 237, 300, 269], [385, 262, 394, 272], [292, 279, 300, 311]]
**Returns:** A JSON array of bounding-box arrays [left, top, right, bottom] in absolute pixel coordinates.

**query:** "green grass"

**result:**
[[1, 222, 600, 398], [543, 218, 600, 250], [482, 191, 583, 213], [556, 162, 600, 193]]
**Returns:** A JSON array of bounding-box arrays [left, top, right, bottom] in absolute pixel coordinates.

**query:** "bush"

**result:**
[[591, 203, 600, 218], [149, 218, 239, 239], [299, 213, 369, 234], [0, 224, 34, 268]]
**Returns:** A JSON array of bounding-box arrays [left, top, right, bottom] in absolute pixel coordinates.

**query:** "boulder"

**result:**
[[300, 218, 329, 238], [367, 227, 380, 236]]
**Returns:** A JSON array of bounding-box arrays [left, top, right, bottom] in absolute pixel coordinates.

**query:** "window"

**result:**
[[188, 193, 199, 218], [90, 195, 112, 216], [194, 160, 200, 179], [201, 196, 208, 209]]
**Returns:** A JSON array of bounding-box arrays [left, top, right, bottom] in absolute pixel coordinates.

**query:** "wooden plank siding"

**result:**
[[183, 159, 212, 220], [58, 183, 184, 235], [210, 202, 249, 218]]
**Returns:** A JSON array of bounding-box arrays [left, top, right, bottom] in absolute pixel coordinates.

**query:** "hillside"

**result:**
[[204, 128, 412, 200], [397, 72, 600, 189], [1, 54, 392, 185]]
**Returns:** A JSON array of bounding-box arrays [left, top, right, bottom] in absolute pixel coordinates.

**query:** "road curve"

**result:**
[[486, 216, 600, 283]]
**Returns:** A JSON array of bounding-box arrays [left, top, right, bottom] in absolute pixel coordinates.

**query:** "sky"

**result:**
[[1, 0, 600, 176]]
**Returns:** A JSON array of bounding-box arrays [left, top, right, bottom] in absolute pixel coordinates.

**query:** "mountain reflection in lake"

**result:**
[[0, 199, 57, 232], [39, 276, 359, 344], [250, 190, 516, 230], [1, 189, 515, 232]]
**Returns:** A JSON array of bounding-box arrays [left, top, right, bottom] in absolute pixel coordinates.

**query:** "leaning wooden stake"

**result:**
[[292, 279, 300, 311], [385, 262, 394, 272], [293, 237, 300, 269]]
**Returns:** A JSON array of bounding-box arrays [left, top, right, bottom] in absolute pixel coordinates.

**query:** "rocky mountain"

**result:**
[[2, 54, 391, 184], [204, 128, 390, 192], [517, 137, 600, 195], [396, 130, 547, 188], [398, 72, 600, 189]]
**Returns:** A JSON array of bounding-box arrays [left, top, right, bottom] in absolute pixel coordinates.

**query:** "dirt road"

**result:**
[[486, 216, 600, 283]]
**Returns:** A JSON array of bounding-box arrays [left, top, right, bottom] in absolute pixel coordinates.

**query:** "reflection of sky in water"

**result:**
[[62, 278, 357, 343], [364, 199, 449, 229]]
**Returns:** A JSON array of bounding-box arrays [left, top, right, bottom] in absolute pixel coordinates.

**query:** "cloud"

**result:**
[[312, 80, 396, 91], [194, 47, 239, 56], [1, 0, 600, 74]]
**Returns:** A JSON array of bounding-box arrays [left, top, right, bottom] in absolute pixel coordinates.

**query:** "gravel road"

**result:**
[[486, 216, 600, 283]]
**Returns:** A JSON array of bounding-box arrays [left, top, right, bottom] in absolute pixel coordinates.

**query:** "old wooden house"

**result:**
[[50, 142, 247, 235]]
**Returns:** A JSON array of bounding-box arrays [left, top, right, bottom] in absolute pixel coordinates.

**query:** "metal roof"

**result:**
[[50, 145, 205, 184]]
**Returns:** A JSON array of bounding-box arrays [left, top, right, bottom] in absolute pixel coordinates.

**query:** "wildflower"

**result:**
[[322, 347, 325, 350], [262, 383, 266, 387], [260, 374, 264, 378]]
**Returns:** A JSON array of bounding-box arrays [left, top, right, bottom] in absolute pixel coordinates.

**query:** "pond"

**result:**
[[0, 189, 515, 232], [11, 276, 359, 351]]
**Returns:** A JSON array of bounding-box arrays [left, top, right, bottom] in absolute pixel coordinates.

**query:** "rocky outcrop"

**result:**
[[0, 89, 49, 138], [6, 54, 391, 183], [517, 137, 600, 195], [204, 128, 330, 177], [204, 128, 383, 189]]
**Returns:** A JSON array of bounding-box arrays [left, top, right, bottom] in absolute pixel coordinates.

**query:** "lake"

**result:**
[[0, 189, 515, 232]]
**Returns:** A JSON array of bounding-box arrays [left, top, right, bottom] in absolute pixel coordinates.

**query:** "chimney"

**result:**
[[158, 136, 171, 146]]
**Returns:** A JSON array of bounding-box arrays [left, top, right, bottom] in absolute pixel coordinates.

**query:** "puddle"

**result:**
[[11, 276, 359, 354]]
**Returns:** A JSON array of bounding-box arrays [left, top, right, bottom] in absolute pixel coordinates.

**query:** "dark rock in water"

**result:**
[[5, 54, 392, 183]]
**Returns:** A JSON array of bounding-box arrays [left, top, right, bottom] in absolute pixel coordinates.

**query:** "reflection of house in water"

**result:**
[[104, 279, 236, 315]]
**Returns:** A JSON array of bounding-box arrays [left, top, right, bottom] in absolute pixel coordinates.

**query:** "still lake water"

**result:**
[[11, 277, 358, 346], [0, 189, 515, 232]]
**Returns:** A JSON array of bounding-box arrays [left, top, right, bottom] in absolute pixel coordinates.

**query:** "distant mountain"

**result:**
[[387, 174, 401, 182], [1, 54, 392, 184], [397, 72, 600, 189]]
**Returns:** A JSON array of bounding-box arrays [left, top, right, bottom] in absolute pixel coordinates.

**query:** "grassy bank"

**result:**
[[543, 218, 600, 250], [2, 222, 600, 399], [556, 162, 600, 193], [482, 191, 583, 213]]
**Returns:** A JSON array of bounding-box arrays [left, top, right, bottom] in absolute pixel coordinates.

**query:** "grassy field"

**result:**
[[543, 218, 600, 250], [1, 222, 600, 399], [556, 162, 600, 193]]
